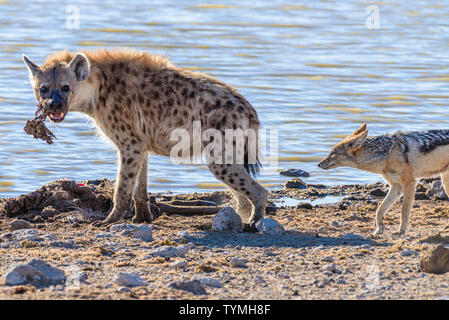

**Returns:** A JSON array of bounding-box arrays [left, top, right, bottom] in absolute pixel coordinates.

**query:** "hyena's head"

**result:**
[[22, 52, 90, 122], [318, 123, 368, 170]]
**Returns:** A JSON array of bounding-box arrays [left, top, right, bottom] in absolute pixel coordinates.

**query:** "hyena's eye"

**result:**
[[40, 86, 49, 95], [61, 85, 70, 92]]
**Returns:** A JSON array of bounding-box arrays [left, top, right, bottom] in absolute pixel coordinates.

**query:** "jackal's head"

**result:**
[[22, 52, 90, 122], [318, 123, 368, 170]]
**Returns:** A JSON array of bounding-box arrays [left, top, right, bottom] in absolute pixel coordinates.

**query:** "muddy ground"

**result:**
[[0, 178, 449, 300]]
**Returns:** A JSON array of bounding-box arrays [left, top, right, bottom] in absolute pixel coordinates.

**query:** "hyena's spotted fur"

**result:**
[[23, 49, 268, 227]]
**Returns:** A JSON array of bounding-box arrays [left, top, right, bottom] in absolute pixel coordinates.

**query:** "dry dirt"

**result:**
[[1, 178, 449, 300]]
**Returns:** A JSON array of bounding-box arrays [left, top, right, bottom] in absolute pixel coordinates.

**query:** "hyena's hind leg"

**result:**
[[132, 152, 153, 223], [229, 189, 253, 222], [208, 164, 268, 228]]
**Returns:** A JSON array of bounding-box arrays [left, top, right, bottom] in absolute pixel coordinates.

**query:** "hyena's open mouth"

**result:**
[[48, 112, 66, 123]]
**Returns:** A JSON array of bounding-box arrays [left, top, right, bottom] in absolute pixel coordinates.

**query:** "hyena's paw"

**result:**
[[243, 220, 260, 233], [91, 219, 122, 229], [132, 201, 153, 223], [132, 211, 153, 223], [91, 209, 125, 228]]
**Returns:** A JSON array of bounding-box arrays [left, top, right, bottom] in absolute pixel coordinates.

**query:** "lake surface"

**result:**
[[1, 0, 449, 197]]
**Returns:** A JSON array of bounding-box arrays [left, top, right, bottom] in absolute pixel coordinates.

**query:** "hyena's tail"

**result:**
[[243, 132, 262, 178], [244, 156, 262, 178]]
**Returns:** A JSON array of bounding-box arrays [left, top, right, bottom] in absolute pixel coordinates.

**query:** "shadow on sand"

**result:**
[[183, 230, 389, 249]]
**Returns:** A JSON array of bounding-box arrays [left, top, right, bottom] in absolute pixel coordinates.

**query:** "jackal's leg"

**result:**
[[440, 171, 449, 199], [373, 183, 402, 236], [208, 164, 268, 227], [94, 146, 145, 226], [132, 152, 153, 223], [395, 179, 416, 235]]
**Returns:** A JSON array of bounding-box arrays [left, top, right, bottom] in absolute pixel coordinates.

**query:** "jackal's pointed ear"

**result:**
[[347, 130, 368, 150], [351, 123, 367, 136], [69, 53, 90, 81], [22, 54, 40, 77]]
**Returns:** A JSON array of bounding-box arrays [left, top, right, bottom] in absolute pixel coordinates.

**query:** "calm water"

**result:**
[[1, 1, 449, 197]]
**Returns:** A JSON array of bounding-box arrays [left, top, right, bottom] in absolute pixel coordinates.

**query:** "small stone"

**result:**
[[321, 256, 335, 263], [263, 248, 278, 256], [168, 279, 207, 295], [229, 257, 247, 268], [113, 272, 148, 287], [284, 178, 307, 189], [420, 245, 449, 274], [295, 202, 313, 210], [323, 263, 337, 272], [399, 249, 419, 257], [279, 168, 310, 178], [330, 219, 346, 228], [4, 265, 43, 285], [414, 192, 430, 200], [317, 227, 328, 234], [177, 231, 189, 237], [370, 188, 386, 197], [254, 276, 266, 284], [96, 232, 114, 238], [256, 218, 285, 235], [50, 240, 75, 249], [197, 277, 222, 288], [170, 260, 188, 269], [211, 207, 243, 233], [426, 180, 448, 200], [109, 223, 153, 242], [150, 245, 190, 258], [9, 219, 33, 231], [317, 278, 330, 288], [0, 229, 37, 242], [4, 259, 65, 286]]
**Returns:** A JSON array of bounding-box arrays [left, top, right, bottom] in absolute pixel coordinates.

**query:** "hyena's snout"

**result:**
[[46, 90, 68, 123]]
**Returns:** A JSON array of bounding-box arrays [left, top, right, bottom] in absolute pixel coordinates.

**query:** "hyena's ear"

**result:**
[[68, 53, 90, 81], [22, 54, 40, 77], [347, 130, 368, 150], [351, 123, 367, 136]]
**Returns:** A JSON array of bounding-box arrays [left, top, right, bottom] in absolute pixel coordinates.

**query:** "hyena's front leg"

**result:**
[[373, 183, 402, 236], [94, 147, 145, 226], [395, 179, 416, 235], [132, 152, 153, 223]]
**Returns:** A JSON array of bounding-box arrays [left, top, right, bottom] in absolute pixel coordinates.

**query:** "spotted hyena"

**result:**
[[22, 49, 268, 228]]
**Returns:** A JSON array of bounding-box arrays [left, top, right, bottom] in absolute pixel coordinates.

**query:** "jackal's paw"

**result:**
[[393, 229, 406, 236], [372, 227, 384, 236]]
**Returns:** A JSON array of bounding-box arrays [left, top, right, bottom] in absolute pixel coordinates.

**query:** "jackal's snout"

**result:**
[[317, 155, 335, 170], [318, 123, 369, 171]]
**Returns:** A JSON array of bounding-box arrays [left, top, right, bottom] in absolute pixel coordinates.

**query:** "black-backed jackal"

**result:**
[[318, 123, 449, 236]]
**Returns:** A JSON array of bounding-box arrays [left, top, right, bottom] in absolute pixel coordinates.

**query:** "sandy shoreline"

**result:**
[[0, 178, 448, 299]]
